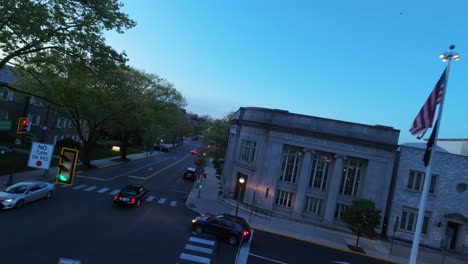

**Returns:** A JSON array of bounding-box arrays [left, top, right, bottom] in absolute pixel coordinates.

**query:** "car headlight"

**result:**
[[192, 219, 197, 223], [4, 199, 13, 203]]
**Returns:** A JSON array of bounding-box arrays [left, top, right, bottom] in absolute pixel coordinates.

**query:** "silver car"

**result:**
[[0, 181, 55, 209]]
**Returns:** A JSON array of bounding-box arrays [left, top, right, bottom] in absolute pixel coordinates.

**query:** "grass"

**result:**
[[0, 143, 146, 176]]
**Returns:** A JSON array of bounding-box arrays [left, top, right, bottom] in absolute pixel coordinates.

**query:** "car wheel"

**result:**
[[15, 199, 24, 208], [136, 200, 141, 207], [228, 235, 238, 245], [44, 191, 53, 199], [194, 226, 204, 234]]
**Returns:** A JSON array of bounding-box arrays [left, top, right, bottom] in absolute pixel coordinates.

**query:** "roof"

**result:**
[[0, 65, 16, 84], [186, 167, 196, 172], [400, 143, 449, 153]]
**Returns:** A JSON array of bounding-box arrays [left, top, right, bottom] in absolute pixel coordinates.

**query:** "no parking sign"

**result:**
[[27, 142, 55, 169]]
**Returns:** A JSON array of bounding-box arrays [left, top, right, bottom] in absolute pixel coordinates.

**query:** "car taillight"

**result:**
[[113, 195, 118, 200], [243, 231, 249, 236], [131, 198, 136, 203]]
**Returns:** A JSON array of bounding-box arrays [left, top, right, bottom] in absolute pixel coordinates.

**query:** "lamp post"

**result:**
[[159, 139, 163, 153], [235, 177, 245, 216]]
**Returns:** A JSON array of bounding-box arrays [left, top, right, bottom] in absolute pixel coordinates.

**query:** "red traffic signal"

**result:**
[[16, 117, 29, 134]]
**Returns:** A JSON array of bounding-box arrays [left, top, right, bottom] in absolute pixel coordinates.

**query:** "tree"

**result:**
[[0, 0, 135, 71], [342, 198, 381, 248]]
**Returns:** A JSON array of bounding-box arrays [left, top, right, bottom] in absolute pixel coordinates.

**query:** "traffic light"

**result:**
[[16, 117, 29, 134], [56, 147, 79, 185]]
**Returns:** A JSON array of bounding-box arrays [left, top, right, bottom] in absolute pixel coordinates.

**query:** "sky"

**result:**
[[104, 0, 468, 144]]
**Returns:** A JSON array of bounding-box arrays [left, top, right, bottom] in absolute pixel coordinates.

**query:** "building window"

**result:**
[[308, 152, 331, 190], [339, 159, 364, 197], [0, 89, 14, 101], [57, 118, 64, 128], [399, 208, 430, 234], [407, 171, 438, 194], [275, 189, 294, 208], [334, 203, 350, 220], [29, 96, 44, 106], [304, 196, 323, 215], [279, 146, 302, 183], [239, 139, 256, 162], [27, 114, 41, 126]]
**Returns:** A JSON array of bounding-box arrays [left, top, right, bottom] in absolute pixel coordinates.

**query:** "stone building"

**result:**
[[386, 144, 468, 253], [222, 107, 400, 230]]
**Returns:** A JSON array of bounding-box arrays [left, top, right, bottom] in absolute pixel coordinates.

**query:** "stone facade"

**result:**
[[222, 107, 400, 231], [387, 145, 468, 254]]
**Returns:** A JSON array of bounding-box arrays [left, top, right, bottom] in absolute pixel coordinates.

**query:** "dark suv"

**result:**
[[191, 214, 251, 245]]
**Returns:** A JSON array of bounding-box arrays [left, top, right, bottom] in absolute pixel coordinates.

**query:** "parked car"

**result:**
[[183, 167, 197, 181], [113, 184, 149, 207], [0, 181, 55, 209], [191, 213, 252, 245]]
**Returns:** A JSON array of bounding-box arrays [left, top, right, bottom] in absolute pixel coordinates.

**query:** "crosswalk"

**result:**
[[59, 184, 179, 207], [179, 235, 216, 264]]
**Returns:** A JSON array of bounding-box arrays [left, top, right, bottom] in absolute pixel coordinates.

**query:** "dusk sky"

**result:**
[[104, 0, 468, 144]]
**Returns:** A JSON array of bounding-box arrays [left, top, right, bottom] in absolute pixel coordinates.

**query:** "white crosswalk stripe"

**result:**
[[185, 244, 213, 254], [179, 253, 210, 264], [146, 195, 155, 202], [73, 184, 86, 190], [157, 198, 166, 204], [189, 237, 215, 246], [170, 201, 177, 207], [84, 186, 97, 191], [97, 187, 109, 193], [109, 189, 120, 195]]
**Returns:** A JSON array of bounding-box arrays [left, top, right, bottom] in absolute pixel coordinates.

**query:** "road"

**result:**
[[247, 230, 396, 264], [0, 140, 237, 264]]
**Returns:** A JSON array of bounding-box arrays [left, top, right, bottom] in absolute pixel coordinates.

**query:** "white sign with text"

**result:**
[[28, 142, 55, 169]]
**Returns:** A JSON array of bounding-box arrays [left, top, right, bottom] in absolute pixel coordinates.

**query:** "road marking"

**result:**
[[127, 175, 147, 179], [170, 201, 177, 206], [73, 184, 86, 190], [97, 187, 109, 193], [248, 253, 288, 264], [146, 155, 189, 179], [107, 156, 174, 180], [84, 186, 97, 191], [185, 244, 213, 254], [109, 189, 120, 195], [146, 195, 155, 202], [179, 253, 210, 264], [158, 198, 166, 204], [189, 237, 215, 246]]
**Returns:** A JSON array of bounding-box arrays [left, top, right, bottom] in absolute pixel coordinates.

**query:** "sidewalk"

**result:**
[[0, 151, 159, 186], [186, 161, 468, 264]]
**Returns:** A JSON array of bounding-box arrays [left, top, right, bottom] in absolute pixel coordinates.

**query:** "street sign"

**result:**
[[28, 142, 55, 169], [58, 258, 81, 264]]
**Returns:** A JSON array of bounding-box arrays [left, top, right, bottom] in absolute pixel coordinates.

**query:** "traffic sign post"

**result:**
[[27, 142, 55, 170]]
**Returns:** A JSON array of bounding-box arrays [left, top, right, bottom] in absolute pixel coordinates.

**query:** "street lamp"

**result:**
[[235, 177, 245, 216], [159, 139, 163, 153]]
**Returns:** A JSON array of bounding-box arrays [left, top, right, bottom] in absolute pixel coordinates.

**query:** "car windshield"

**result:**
[[120, 190, 137, 195], [4, 185, 29, 194]]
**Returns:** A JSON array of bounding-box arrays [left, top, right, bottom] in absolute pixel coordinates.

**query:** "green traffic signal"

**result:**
[[57, 173, 68, 181]]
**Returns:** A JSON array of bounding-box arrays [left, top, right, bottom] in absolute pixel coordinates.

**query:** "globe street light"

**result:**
[[235, 177, 245, 216]]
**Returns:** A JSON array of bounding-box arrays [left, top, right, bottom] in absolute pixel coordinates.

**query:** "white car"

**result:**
[[0, 181, 55, 209]]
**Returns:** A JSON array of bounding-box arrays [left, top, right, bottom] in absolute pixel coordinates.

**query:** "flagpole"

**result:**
[[408, 45, 459, 264]]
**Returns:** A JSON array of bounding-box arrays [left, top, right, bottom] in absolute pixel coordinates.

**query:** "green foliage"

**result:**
[[0, 0, 135, 70], [343, 198, 381, 247], [201, 113, 232, 160]]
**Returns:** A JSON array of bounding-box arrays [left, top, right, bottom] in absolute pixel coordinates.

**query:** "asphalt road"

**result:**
[[247, 229, 396, 264], [0, 140, 237, 264]]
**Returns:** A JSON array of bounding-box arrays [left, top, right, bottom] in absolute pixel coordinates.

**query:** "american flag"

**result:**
[[409, 67, 447, 139]]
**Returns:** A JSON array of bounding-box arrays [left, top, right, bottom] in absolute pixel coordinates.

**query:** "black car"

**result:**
[[113, 185, 149, 207], [183, 167, 197, 181], [191, 214, 251, 245]]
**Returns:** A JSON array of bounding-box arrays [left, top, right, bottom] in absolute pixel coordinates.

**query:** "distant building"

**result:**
[[435, 139, 468, 156], [386, 144, 468, 254], [0, 66, 79, 145], [222, 107, 400, 231]]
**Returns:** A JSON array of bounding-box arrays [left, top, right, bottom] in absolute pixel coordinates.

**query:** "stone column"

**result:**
[[323, 154, 347, 225], [293, 148, 315, 216]]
